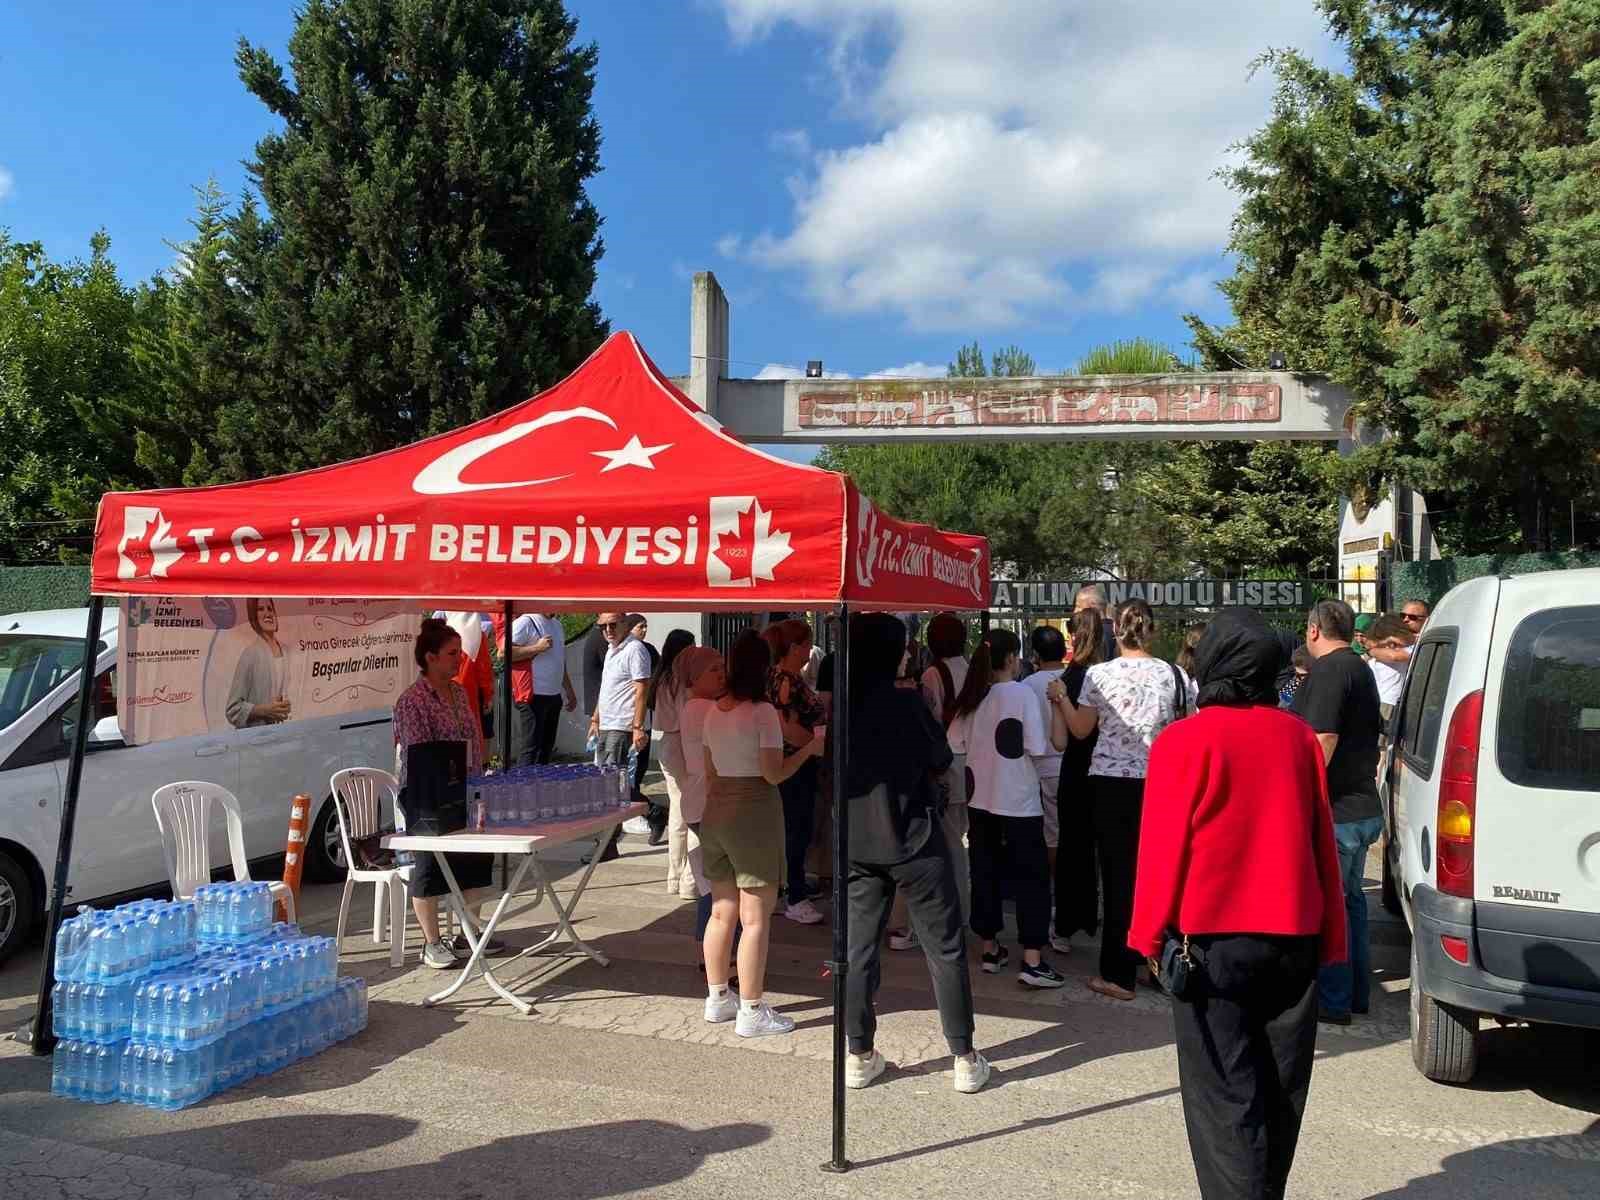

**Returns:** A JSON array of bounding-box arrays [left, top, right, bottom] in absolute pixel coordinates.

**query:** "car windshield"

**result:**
[[0, 634, 90, 732]]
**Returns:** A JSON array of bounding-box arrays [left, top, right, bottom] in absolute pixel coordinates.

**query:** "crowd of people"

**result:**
[[401, 588, 1431, 1197]]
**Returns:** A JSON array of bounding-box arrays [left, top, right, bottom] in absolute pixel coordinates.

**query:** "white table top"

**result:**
[[384, 803, 647, 856]]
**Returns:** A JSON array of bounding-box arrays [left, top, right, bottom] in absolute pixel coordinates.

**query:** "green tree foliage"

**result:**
[[948, 341, 986, 378], [0, 232, 168, 563], [1190, 0, 1600, 550], [946, 341, 1038, 378], [1075, 338, 1186, 375], [990, 345, 1036, 377], [1130, 442, 1339, 576], [229, 0, 609, 472]]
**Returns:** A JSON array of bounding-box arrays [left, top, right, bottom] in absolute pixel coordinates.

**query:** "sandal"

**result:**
[[1087, 977, 1136, 1002]]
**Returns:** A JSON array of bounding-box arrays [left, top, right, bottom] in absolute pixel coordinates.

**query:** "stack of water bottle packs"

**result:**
[[51, 881, 367, 1110], [470, 762, 632, 828]]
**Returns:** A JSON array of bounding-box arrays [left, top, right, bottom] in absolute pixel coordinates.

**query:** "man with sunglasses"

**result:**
[[1368, 599, 1430, 671], [586, 612, 653, 861]]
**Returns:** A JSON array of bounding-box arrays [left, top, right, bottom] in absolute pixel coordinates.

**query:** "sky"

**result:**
[[1, 1, 1340, 439]]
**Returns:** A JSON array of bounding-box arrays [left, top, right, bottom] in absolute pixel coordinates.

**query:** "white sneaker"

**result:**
[[1049, 926, 1074, 955], [954, 1051, 992, 1094], [784, 899, 826, 925], [421, 940, 459, 970], [888, 928, 918, 951], [622, 816, 651, 835], [845, 1050, 887, 1089], [735, 1000, 796, 1038], [704, 989, 739, 1024]]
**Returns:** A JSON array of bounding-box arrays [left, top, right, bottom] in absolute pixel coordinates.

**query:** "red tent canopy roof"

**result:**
[[92, 333, 989, 612]]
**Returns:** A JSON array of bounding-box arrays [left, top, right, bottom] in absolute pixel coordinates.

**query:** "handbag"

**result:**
[[351, 830, 397, 871], [1156, 931, 1200, 999]]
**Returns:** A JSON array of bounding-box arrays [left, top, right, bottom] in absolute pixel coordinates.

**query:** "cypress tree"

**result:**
[[231, 0, 608, 470]]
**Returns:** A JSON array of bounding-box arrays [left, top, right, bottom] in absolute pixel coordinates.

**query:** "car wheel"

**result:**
[[0, 850, 39, 965], [1381, 834, 1403, 917], [303, 798, 348, 884], [1410, 938, 1478, 1083]]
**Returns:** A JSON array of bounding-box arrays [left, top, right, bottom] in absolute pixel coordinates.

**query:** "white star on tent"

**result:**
[[590, 435, 672, 473]]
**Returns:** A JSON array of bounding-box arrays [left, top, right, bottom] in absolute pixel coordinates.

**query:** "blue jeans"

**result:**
[[1318, 815, 1383, 1016]]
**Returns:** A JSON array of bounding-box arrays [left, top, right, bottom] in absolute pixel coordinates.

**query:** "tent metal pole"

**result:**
[[821, 603, 851, 1173], [500, 602, 514, 770], [29, 595, 106, 1054]]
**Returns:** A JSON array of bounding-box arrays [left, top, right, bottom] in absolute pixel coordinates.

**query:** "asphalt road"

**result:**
[[2, 829, 1596, 1200]]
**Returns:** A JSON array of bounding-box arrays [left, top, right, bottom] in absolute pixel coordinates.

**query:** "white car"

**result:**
[[1383, 569, 1600, 1083], [0, 608, 394, 962]]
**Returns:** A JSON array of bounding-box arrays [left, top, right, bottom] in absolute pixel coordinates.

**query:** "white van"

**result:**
[[1383, 569, 1600, 1083], [0, 608, 393, 962]]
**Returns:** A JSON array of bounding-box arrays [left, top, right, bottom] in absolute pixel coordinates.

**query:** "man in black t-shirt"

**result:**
[[1293, 598, 1384, 1026]]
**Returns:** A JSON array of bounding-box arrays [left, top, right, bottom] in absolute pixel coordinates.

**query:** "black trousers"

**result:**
[[1054, 767, 1099, 938], [968, 808, 1050, 950], [515, 694, 564, 766], [1172, 934, 1320, 1200], [1091, 776, 1144, 990], [847, 830, 974, 1057], [779, 757, 818, 902]]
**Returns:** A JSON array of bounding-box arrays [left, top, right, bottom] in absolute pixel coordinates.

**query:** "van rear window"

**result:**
[[1498, 606, 1600, 793]]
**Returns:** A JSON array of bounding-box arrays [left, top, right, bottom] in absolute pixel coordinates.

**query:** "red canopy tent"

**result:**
[[91, 331, 988, 613], [41, 332, 989, 1170]]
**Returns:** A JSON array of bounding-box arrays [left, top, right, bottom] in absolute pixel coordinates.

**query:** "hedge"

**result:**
[[0, 566, 92, 615], [1392, 552, 1600, 607]]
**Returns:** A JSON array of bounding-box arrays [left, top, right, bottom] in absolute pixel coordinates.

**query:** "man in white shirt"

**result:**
[[1365, 614, 1414, 721], [509, 612, 576, 765], [585, 612, 653, 861], [589, 612, 651, 761]]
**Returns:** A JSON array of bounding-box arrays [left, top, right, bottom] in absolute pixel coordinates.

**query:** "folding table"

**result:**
[[384, 801, 647, 1013]]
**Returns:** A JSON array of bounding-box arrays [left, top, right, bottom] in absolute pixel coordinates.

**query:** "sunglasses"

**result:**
[[598, 621, 620, 630], [1402, 613, 1425, 622]]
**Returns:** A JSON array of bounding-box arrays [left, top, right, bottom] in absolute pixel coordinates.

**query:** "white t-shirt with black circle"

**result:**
[[949, 680, 1051, 818], [1079, 657, 1197, 779]]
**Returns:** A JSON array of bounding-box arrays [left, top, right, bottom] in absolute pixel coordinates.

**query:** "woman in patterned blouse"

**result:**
[[393, 618, 496, 970], [763, 619, 828, 926]]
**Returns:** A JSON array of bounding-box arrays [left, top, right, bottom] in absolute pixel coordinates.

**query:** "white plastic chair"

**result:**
[[150, 781, 297, 924], [329, 767, 416, 967]]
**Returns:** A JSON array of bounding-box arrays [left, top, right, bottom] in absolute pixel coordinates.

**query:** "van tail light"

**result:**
[[1436, 689, 1485, 899], [1441, 935, 1471, 964]]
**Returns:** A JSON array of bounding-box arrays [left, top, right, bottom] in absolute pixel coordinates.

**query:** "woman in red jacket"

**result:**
[[1130, 610, 1346, 1200]]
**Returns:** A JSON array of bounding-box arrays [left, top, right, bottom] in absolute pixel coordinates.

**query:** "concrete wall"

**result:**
[[705, 373, 1355, 444]]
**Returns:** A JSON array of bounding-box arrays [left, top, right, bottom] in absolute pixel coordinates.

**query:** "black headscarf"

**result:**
[[1193, 609, 1286, 708], [845, 612, 952, 796]]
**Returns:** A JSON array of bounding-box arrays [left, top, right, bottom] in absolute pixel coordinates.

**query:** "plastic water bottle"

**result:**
[[54, 906, 99, 982], [50, 1038, 75, 1098], [119, 1042, 149, 1106], [88, 1040, 122, 1103], [224, 885, 242, 940]]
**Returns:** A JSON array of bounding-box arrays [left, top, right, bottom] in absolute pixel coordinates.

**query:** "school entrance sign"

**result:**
[[988, 579, 1311, 613], [675, 271, 1437, 585]]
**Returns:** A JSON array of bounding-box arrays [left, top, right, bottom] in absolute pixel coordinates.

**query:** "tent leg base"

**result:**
[[819, 1160, 852, 1174]]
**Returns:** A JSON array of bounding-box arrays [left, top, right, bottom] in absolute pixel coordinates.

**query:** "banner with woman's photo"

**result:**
[[116, 596, 421, 745]]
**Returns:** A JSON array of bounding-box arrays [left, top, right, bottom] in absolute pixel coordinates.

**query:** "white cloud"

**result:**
[[715, 233, 743, 259], [753, 360, 946, 380], [717, 0, 1331, 330], [1165, 270, 1224, 311], [0, 166, 14, 202], [754, 362, 853, 380], [863, 360, 945, 379]]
